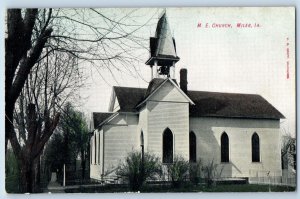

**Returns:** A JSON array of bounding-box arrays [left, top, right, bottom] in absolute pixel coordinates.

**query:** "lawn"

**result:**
[[65, 183, 296, 193]]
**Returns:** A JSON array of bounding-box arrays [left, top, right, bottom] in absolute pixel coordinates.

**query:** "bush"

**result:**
[[116, 151, 161, 191], [201, 160, 223, 188], [189, 159, 202, 185], [167, 156, 189, 188]]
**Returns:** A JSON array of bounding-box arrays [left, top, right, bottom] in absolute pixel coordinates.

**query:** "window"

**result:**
[[189, 131, 196, 162], [94, 134, 97, 164], [252, 133, 260, 162], [90, 139, 92, 164], [140, 131, 144, 146], [163, 128, 173, 163], [221, 132, 229, 162], [98, 133, 100, 164]]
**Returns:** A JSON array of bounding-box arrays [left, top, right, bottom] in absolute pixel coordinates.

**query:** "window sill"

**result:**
[[220, 162, 231, 164]]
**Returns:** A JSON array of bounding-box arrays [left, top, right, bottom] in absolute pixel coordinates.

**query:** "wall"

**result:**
[[102, 114, 139, 175], [90, 129, 102, 180], [147, 80, 190, 161], [190, 117, 282, 178], [137, 106, 148, 150], [90, 114, 139, 180]]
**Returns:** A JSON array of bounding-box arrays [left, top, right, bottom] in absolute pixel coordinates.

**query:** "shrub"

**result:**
[[116, 151, 161, 191], [167, 156, 189, 188], [201, 160, 223, 188], [189, 159, 202, 185]]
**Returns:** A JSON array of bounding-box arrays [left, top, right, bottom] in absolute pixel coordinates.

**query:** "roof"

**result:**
[[154, 12, 177, 58], [93, 112, 115, 128], [146, 12, 180, 66], [188, 91, 284, 119], [111, 82, 284, 119], [144, 78, 178, 98], [114, 86, 146, 112]]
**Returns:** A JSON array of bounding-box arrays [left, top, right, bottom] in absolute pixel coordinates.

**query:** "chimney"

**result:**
[[180, 68, 188, 94]]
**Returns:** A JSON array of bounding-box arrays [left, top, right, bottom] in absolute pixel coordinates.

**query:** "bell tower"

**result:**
[[145, 11, 180, 79]]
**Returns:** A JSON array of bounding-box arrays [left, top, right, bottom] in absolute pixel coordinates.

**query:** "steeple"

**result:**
[[146, 11, 180, 79]]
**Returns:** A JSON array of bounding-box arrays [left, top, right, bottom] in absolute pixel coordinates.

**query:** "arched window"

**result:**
[[94, 134, 97, 164], [140, 131, 144, 147], [221, 132, 229, 162], [252, 133, 260, 162], [189, 131, 196, 162], [163, 128, 173, 163]]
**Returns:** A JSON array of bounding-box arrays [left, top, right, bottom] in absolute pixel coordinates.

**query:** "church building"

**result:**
[[90, 13, 284, 181]]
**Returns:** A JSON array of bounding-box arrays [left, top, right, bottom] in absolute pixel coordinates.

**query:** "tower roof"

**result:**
[[155, 12, 177, 58], [146, 12, 180, 66]]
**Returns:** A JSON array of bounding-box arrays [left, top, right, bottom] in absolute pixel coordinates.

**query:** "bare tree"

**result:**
[[13, 47, 83, 192], [6, 8, 157, 192]]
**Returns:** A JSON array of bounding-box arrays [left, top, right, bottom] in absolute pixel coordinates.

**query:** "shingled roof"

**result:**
[[188, 91, 284, 119], [111, 80, 284, 119], [114, 86, 146, 112], [93, 112, 115, 128]]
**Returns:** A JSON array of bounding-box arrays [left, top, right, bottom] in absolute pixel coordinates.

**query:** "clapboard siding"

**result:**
[[137, 107, 148, 149], [147, 100, 189, 161], [149, 81, 189, 102], [102, 114, 139, 174], [91, 78, 282, 180], [190, 117, 282, 177]]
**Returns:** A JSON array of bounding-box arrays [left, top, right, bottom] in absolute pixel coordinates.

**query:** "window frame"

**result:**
[[251, 132, 260, 162], [189, 131, 197, 162], [162, 128, 173, 164], [221, 132, 229, 163]]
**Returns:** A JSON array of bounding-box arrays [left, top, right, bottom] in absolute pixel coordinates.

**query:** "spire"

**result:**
[[146, 10, 180, 78], [154, 11, 177, 58]]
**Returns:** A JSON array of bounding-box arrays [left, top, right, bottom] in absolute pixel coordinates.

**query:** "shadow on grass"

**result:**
[[65, 183, 296, 193]]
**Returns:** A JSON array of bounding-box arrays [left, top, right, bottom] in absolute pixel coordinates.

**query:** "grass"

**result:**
[[65, 183, 296, 193], [201, 184, 295, 192]]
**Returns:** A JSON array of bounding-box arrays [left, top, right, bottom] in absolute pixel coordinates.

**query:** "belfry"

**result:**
[[145, 12, 180, 79]]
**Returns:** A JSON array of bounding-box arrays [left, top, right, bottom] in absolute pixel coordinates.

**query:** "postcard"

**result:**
[[4, 7, 296, 193]]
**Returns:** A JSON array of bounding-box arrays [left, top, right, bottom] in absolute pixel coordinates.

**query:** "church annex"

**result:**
[[90, 12, 284, 181]]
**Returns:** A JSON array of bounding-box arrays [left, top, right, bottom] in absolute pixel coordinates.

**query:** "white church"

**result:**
[[90, 13, 284, 181]]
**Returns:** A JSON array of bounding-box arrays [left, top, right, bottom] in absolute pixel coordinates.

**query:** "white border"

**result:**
[[0, 1, 298, 199]]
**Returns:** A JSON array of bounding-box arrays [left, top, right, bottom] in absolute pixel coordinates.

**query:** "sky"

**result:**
[[78, 7, 295, 137]]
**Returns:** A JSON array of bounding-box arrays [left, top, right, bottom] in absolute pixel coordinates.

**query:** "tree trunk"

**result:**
[[19, 158, 33, 193], [13, 104, 60, 193], [33, 154, 41, 192], [19, 155, 41, 193]]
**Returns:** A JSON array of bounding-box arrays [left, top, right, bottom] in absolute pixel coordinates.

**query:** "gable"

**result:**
[[149, 80, 189, 102], [137, 78, 194, 108], [113, 97, 120, 112]]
